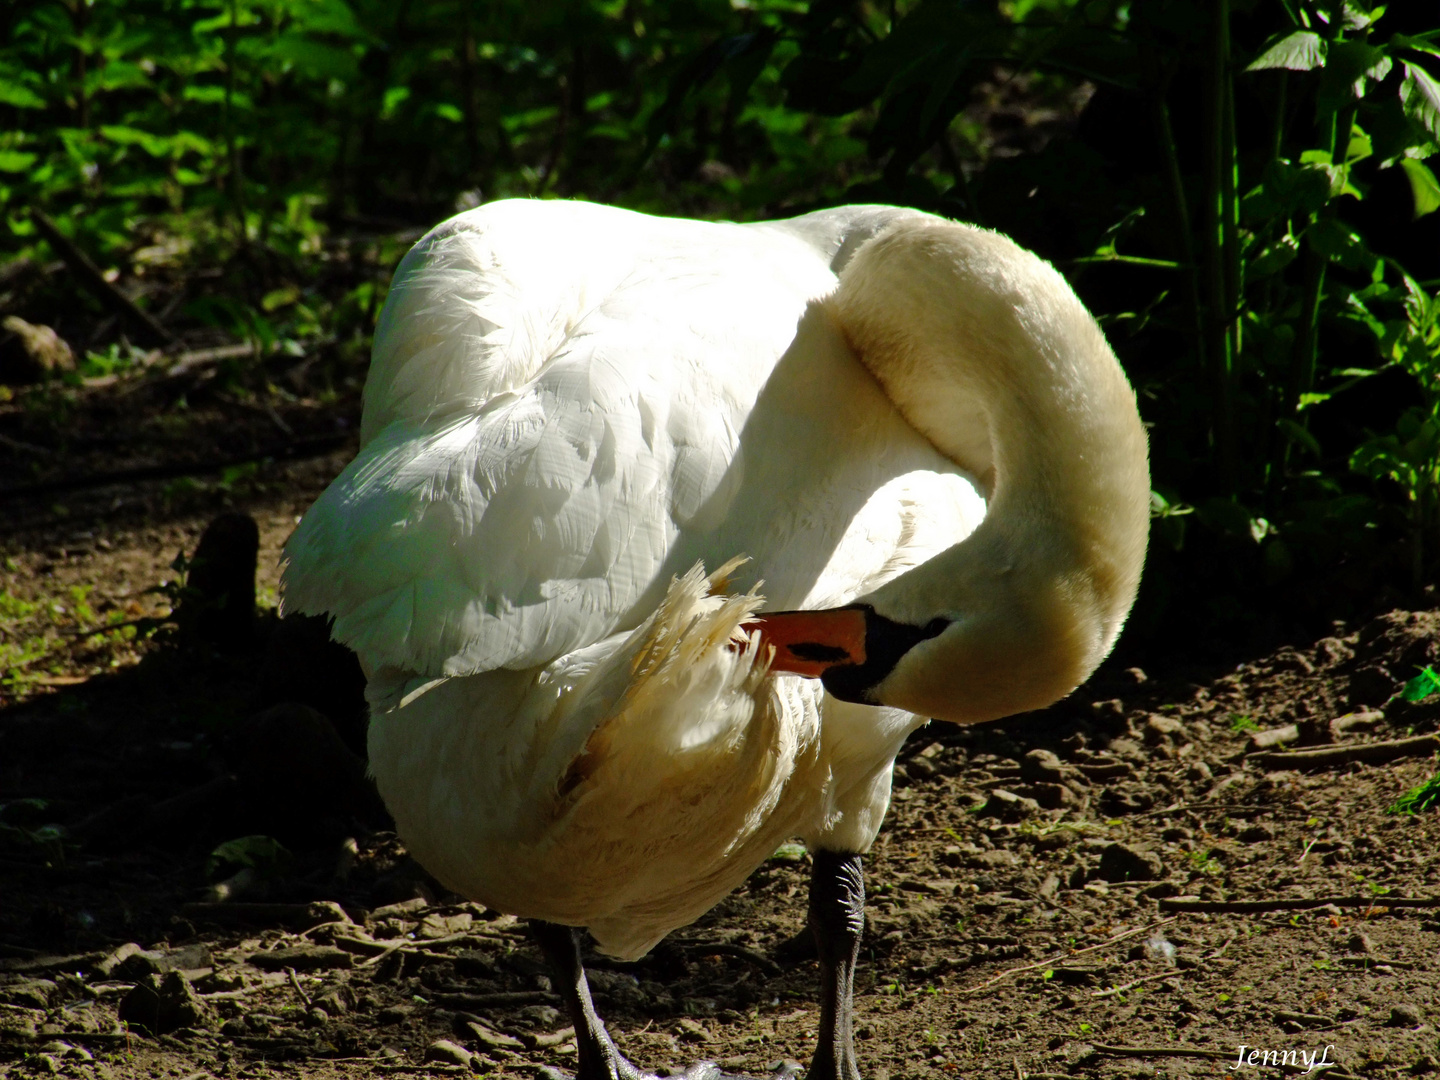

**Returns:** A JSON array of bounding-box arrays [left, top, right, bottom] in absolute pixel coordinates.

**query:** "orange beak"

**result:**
[[746, 607, 868, 678]]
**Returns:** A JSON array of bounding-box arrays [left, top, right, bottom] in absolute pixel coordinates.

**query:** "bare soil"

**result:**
[[2, 397, 1439, 1080]]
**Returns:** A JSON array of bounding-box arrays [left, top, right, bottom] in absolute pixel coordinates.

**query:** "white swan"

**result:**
[[281, 199, 1149, 1080]]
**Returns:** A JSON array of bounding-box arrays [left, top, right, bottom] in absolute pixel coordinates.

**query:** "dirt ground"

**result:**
[[2, 384, 1440, 1080]]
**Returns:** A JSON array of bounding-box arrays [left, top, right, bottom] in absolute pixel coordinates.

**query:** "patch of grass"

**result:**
[[1229, 714, 1260, 734], [1387, 767, 1440, 815], [769, 840, 807, 863], [1189, 849, 1223, 875], [0, 590, 39, 620]]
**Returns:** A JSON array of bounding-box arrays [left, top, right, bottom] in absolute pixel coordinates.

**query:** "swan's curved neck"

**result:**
[[826, 220, 1150, 724]]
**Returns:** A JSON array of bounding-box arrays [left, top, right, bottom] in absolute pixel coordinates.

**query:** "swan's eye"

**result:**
[[920, 617, 951, 640]]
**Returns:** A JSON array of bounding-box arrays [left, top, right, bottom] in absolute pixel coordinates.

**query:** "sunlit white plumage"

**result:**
[[281, 198, 1148, 961]]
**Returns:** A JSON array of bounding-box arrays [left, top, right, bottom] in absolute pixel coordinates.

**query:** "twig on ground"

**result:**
[[1158, 895, 1440, 914], [198, 974, 287, 1000], [1337, 955, 1414, 969], [164, 343, 255, 378], [1091, 971, 1176, 998], [285, 966, 313, 1008], [1248, 711, 1382, 750], [957, 917, 1178, 995], [353, 929, 514, 968], [1252, 734, 1440, 771], [29, 209, 175, 347]]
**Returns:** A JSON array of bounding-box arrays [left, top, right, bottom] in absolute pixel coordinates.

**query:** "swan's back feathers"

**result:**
[[282, 200, 929, 676]]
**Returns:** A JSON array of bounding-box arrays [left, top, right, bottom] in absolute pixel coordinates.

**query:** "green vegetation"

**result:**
[[206, 833, 293, 880], [1401, 665, 1440, 701], [1387, 763, 1440, 814], [1189, 848, 1224, 875], [1229, 713, 1261, 734], [2, 0, 1439, 641]]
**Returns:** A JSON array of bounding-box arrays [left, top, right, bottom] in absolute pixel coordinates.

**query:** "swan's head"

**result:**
[[751, 563, 1126, 727]]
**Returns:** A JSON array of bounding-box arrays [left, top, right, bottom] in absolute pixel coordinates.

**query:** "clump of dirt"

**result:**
[[2, 491, 1439, 1080]]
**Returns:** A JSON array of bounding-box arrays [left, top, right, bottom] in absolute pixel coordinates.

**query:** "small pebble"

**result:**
[[1389, 1004, 1422, 1027], [677, 1017, 711, 1042], [425, 1038, 476, 1068]]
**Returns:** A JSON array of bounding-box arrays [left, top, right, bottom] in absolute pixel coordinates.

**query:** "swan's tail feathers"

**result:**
[[536, 560, 821, 957], [622, 559, 768, 700], [548, 560, 776, 811], [705, 554, 750, 595]]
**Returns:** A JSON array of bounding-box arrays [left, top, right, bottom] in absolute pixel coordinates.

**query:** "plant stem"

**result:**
[[1220, 31, 1242, 385], [1153, 84, 1204, 360], [1202, 0, 1238, 491], [69, 0, 90, 129], [223, 0, 248, 246], [1282, 100, 1357, 481]]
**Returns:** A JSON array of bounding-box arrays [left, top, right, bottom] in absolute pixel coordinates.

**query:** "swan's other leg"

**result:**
[[532, 921, 731, 1080], [807, 850, 865, 1080], [532, 921, 651, 1080]]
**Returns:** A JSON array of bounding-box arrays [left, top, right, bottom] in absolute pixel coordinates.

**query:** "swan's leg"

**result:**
[[533, 922, 739, 1080], [532, 920, 654, 1080], [807, 850, 865, 1080]]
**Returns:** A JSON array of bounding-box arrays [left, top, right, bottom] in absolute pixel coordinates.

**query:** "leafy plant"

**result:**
[[206, 834, 292, 881], [1189, 849, 1224, 875], [1387, 764, 1440, 814], [770, 839, 808, 862], [1401, 666, 1440, 701]]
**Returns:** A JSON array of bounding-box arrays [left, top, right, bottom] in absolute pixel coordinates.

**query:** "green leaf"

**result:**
[[771, 840, 808, 862], [1402, 666, 1440, 702], [0, 151, 38, 173], [1346, 129, 1373, 162], [263, 36, 359, 81], [1249, 234, 1300, 278], [1401, 62, 1440, 139], [1307, 218, 1378, 272], [1319, 40, 1393, 115], [381, 86, 411, 119], [182, 85, 228, 105], [1400, 158, 1440, 219], [1277, 418, 1321, 457], [0, 80, 46, 109], [1242, 159, 1333, 220], [191, 10, 261, 36], [206, 835, 292, 880], [1247, 31, 1327, 72], [99, 124, 172, 157], [285, 0, 365, 40]]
